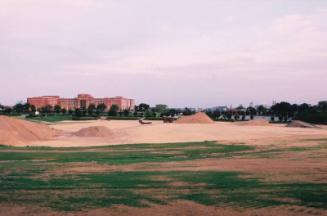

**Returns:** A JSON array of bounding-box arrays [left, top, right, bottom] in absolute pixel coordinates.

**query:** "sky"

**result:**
[[1, 0, 327, 108]]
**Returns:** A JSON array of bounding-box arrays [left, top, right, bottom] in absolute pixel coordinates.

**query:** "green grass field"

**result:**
[[0, 141, 326, 211], [25, 115, 73, 122]]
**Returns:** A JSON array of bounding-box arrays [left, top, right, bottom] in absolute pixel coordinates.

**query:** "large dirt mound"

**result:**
[[286, 120, 318, 128], [236, 119, 270, 126], [73, 126, 113, 137], [0, 116, 58, 145], [175, 112, 214, 124]]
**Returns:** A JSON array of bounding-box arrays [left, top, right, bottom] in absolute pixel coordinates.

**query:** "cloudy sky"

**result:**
[[1, 0, 327, 107]]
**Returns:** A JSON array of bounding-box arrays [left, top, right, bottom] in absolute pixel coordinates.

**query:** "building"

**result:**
[[27, 94, 135, 111]]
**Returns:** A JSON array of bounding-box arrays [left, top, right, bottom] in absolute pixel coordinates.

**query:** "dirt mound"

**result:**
[[0, 116, 58, 145], [73, 126, 113, 137], [236, 119, 270, 126], [286, 120, 318, 128], [175, 112, 214, 124]]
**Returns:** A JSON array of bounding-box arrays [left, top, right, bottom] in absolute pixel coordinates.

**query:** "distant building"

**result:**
[[27, 94, 135, 111]]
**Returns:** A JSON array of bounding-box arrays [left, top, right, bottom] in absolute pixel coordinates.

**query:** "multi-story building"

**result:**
[[27, 94, 135, 111]]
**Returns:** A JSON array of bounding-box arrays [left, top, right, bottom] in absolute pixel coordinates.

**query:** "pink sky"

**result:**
[[1, 0, 327, 107]]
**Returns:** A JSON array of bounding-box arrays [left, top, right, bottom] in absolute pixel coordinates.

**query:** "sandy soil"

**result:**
[[175, 112, 214, 124], [18, 120, 327, 147], [0, 116, 58, 145]]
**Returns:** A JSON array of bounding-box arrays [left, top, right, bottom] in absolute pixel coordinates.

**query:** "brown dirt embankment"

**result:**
[[175, 112, 214, 124], [0, 116, 58, 145], [286, 120, 319, 128], [73, 126, 113, 137]]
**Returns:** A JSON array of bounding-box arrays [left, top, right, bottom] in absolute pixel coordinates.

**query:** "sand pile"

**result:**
[[0, 116, 58, 145], [286, 120, 318, 128], [73, 126, 113, 137], [175, 112, 214, 124], [236, 119, 270, 126]]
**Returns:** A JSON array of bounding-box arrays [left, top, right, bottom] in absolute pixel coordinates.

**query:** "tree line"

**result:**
[[204, 101, 327, 124], [0, 103, 122, 117], [1, 101, 326, 124], [0, 102, 196, 119]]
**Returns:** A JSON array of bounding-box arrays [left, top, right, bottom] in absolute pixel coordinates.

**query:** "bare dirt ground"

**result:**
[[17, 120, 327, 147]]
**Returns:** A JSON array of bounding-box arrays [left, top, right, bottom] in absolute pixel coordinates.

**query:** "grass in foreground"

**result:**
[[0, 141, 326, 211]]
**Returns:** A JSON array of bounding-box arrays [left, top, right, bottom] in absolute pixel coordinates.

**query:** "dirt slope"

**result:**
[[175, 112, 214, 124], [286, 120, 318, 128], [73, 126, 113, 137], [0, 116, 58, 145]]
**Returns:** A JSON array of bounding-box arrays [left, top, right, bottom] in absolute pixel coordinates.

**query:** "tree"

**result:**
[[108, 104, 119, 116], [87, 104, 96, 116], [96, 103, 107, 115], [23, 103, 31, 113], [270, 102, 293, 122], [225, 112, 232, 120], [74, 108, 83, 117], [153, 104, 168, 113], [298, 103, 311, 113], [246, 107, 257, 116], [54, 105, 61, 114], [0, 104, 4, 114], [30, 105, 36, 113], [182, 107, 195, 116], [257, 105, 267, 116], [13, 103, 24, 114], [205, 110, 213, 118], [137, 103, 150, 112], [61, 108, 67, 115], [40, 105, 52, 114], [236, 105, 245, 111], [246, 107, 256, 119], [291, 104, 299, 116], [162, 108, 179, 117], [123, 109, 130, 117], [3, 107, 12, 114], [145, 110, 156, 118], [213, 110, 221, 119], [270, 116, 275, 122], [318, 101, 327, 112]]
